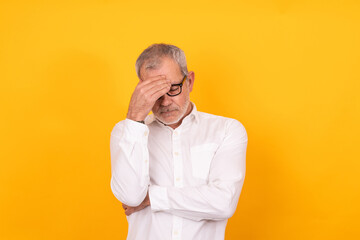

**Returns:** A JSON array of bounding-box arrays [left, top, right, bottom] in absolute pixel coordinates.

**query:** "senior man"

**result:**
[[110, 43, 248, 240]]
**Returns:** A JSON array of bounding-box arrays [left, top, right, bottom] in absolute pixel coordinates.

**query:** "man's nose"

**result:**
[[158, 94, 172, 106]]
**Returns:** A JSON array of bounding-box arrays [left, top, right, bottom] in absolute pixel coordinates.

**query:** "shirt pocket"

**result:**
[[190, 143, 218, 180]]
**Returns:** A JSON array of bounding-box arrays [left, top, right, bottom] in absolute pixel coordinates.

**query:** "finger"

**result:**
[[147, 80, 171, 96], [137, 78, 170, 93], [140, 74, 166, 83], [136, 81, 171, 103], [122, 203, 128, 210], [149, 83, 171, 101], [125, 208, 134, 216]]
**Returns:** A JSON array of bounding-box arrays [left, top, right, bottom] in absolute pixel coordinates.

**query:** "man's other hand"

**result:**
[[122, 192, 151, 216], [127, 75, 171, 121]]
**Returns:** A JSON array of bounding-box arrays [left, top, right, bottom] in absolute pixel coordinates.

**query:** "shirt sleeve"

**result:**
[[110, 119, 150, 207], [149, 119, 248, 221]]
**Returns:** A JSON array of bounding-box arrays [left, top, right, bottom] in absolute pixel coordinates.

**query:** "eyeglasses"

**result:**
[[166, 75, 187, 97]]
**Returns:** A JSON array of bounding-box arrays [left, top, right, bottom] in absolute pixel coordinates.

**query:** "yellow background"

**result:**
[[1, 0, 359, 239]]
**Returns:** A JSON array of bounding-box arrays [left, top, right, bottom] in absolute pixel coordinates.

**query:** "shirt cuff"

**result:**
[[123, 118, 149, 140], [149, 185, 170, 211]]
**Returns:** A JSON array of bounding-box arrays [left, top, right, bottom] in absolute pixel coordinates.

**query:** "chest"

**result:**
[[147, 125, 224, 187]]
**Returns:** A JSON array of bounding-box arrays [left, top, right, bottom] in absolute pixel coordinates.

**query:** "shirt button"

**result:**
[[174, 152, 179, 156], [174, 231, 178, 235], [145, 159, 148, 163], [176, 177, 180, 182], [174, 131, 178, 136], [144, 131, 148, 137]]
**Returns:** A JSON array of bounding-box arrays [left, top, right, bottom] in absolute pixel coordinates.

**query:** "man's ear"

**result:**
[[187, 71, 195, 92]]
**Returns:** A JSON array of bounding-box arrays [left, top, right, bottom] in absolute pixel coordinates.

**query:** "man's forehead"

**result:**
[[140, 57, 181, 79]]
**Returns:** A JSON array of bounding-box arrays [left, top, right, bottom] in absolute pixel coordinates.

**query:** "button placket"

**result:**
[[172, 130, 183, 188], [172, 215, 182, 240], [142, 130, 149, 179]]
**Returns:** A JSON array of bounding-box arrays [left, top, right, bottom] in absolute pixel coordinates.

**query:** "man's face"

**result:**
[[140, 57, 194, 129]]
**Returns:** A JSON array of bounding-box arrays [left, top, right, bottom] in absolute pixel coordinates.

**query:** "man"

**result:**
[[110, 43, 248, 240]]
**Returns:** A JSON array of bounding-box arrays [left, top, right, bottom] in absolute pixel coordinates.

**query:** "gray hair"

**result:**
[[135, 43, 188, 78]]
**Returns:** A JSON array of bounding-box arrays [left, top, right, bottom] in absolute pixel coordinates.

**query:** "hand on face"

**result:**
[[127, 75, 171, 121]]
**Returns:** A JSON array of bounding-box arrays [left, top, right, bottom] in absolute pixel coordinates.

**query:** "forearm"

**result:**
[[110, 119, 150, 206], [149, 177, 244, 221]]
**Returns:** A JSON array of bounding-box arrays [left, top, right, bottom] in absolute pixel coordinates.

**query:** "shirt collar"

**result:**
[[188, 102, 199, 124], [145, 102, 199, 126]]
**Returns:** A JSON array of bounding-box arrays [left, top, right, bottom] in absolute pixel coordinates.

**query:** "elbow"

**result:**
[[213, 185, 242, 220], [214, 199, 237, 220], [110, 177, 147, 207], [121, 195, 147, 207], [219, 205, 236, 219]]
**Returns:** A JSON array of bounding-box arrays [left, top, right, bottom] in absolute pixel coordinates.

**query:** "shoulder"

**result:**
[[197, 111, 246, 129], [197, 111, 247, 140]]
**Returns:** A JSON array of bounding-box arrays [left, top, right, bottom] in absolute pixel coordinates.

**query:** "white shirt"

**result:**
[[110, 103, 248, 240]]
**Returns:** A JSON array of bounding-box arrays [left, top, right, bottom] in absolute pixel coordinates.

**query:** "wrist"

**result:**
[[127, 112, 145, 122]]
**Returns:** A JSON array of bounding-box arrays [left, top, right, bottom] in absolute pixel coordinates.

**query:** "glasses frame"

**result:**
[[166, 75, 187, 97]]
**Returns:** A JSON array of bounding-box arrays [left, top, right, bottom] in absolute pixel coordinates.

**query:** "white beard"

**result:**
[[155, 94, 191, 126]]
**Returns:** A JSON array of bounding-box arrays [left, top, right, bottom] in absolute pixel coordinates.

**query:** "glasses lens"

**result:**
[[166, 75, 186, 97], [168, 86, 181, 96]]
